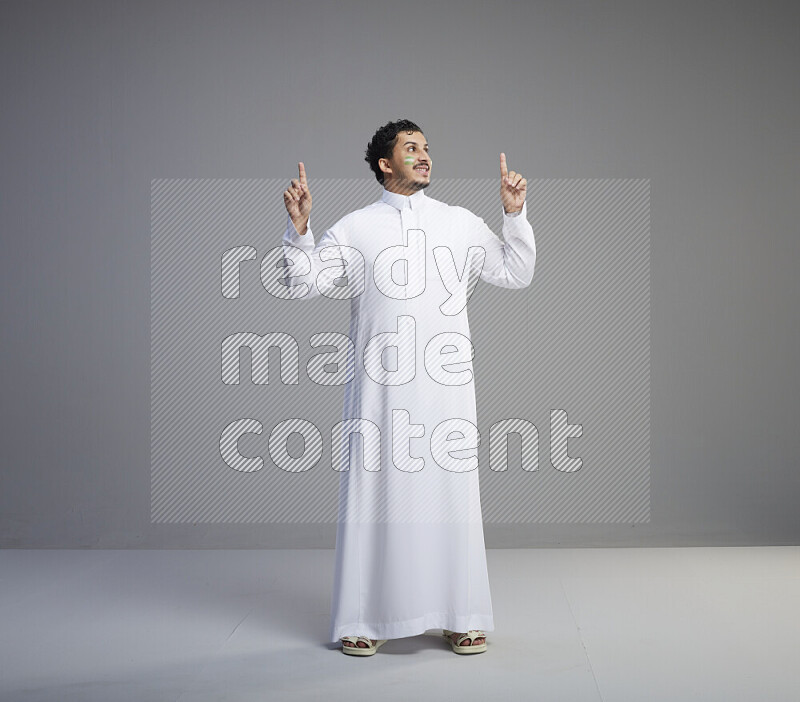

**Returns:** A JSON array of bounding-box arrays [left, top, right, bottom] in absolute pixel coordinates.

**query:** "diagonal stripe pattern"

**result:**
[[151, 178, 650, 524]]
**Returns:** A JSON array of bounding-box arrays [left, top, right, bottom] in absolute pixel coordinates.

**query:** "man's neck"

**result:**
[[383, 181, 425, 197]]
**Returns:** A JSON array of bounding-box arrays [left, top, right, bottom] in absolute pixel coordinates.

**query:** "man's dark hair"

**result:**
[[364, 119, 424, 185]]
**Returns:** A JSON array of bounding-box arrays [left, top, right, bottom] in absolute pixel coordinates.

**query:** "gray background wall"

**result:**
[[1, 0, 797, 548]]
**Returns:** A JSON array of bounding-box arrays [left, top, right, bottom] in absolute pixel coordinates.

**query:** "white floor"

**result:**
[[1, 547, 798, 701]]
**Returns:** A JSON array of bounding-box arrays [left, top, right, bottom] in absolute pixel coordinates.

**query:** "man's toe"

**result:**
[[342, 638, 375, 648], [450, 632, 485, 645]]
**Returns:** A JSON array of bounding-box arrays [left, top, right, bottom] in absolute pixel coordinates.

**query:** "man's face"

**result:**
[[380, 130, 431, 192]]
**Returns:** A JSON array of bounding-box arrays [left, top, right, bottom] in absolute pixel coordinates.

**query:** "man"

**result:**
[[281, 119, 535, 655]]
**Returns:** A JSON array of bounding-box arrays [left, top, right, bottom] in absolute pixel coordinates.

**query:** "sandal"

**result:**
[[340, 636, 388, 656], [442, 629, 487, 654]]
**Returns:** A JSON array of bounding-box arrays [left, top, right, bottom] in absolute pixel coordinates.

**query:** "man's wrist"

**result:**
[[291, 216, 309, 235]]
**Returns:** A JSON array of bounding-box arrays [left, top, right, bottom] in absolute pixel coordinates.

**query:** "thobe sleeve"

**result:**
[[280, 212, 355, 300], [472, 200, 537, 289]]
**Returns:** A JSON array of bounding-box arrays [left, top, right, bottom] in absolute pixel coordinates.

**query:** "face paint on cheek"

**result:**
[[404, 156, 414, 166]]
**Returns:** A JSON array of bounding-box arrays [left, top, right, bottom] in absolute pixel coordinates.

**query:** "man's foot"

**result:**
[[448, 631, 485, 646], [442, 629, 488, 654], [342, 637, 377, 649]]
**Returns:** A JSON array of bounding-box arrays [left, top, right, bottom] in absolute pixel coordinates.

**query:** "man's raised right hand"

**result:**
[[283, 162, 312, 235]]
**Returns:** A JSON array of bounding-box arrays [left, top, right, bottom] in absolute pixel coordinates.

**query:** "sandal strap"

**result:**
[[341, 635, 374, 646], [453, 629, 486, 645]]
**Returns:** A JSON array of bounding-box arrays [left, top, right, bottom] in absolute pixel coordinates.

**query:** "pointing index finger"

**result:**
[[500, 152, 508, 179], [298, 162, 307, 184]]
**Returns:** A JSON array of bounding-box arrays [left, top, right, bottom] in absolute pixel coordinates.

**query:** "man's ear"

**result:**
[[378, 158, 392, 175]]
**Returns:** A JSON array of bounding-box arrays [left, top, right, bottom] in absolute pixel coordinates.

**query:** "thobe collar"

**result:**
[[380, 186, 427, 211]]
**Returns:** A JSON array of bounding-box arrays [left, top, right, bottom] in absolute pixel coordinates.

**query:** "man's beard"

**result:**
[[405, 174, 430, 191]]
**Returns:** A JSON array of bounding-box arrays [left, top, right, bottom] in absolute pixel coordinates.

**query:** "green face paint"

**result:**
[[404, 156, 415, 166]]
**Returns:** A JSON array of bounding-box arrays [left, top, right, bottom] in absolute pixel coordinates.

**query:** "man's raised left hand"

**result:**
[[500, 152, 527, 214]]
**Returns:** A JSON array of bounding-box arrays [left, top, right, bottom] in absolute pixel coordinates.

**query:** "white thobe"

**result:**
[[281, 186, 536, 642]]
